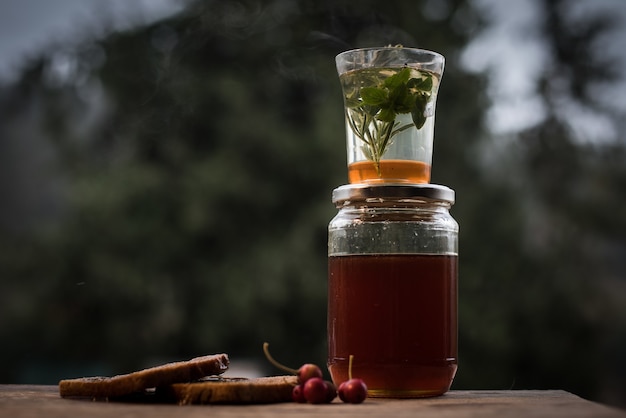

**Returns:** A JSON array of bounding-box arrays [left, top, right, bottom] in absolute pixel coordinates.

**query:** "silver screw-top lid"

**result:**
[[332, 183, 455, 205]]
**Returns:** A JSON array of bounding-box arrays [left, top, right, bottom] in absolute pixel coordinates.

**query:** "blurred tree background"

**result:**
[[1, 0, 625, 409]]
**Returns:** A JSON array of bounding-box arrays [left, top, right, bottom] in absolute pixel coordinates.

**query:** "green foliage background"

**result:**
[[1, 0, 625, 409]]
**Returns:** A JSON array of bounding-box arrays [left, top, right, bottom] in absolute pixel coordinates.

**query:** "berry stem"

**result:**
[[348, 355, 354, 380], [263, 342, 298, 375]]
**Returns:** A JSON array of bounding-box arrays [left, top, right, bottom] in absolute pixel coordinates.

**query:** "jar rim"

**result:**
[[332, 183, 455, 205]]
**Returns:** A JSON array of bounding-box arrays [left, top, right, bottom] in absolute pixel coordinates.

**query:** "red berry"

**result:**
[[262, 343, 333, 404], [297, 363, 323, 384], [338, 378, 368, 404], [292, 385, 306, 403], [324, 380, 338, 403], [303, 377, 329, 404]]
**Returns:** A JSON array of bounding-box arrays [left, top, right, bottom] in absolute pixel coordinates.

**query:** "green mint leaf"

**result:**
[[411, 93, 429, 129], [411, 107, 426, 129], [388, 83, 414, 114], [383, 67, 410, 90], [360, 87, 388, 106], [408, 75, 433, 92], [362, 104, 381, 118], [377, 107, 396, 122], [344, 97, 362, 108]]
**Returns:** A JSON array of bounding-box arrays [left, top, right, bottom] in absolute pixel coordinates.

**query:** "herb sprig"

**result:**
[[343, 67, 434, 175]]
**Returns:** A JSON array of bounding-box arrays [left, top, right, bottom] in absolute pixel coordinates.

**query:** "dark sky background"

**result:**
[[0, 0, 184, 82], [2, 0, 625, 141], [462, 0, 626, 141]]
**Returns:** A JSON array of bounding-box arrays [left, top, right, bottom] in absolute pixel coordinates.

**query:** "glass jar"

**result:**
[[327, 183, 458, 398]]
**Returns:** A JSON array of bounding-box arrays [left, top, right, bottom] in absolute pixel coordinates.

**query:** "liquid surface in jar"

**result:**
[[327, 253, 457, 398], [347, 159, 431, 184]]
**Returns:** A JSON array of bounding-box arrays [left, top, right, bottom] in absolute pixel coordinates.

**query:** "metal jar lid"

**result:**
[[332, 183, 455, 205]]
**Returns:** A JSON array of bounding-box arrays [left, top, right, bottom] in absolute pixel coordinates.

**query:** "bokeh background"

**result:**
[[1, 0, 625, 409]]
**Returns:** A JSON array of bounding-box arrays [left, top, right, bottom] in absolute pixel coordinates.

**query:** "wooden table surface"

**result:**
[[1, 385, 625, 418]]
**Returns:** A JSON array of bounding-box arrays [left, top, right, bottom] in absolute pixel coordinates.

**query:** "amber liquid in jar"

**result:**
[[327, 253, 457, 397], [347, 160, 431, 184]]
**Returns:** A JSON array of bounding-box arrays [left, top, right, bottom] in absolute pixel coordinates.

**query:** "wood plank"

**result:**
[[1, 385, 625, 418]]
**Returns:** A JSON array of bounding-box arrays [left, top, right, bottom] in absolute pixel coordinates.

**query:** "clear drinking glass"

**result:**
[[336, 47, 445, 184]]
